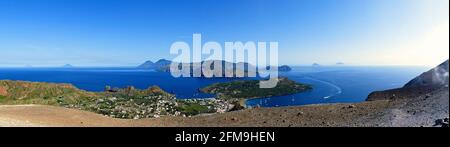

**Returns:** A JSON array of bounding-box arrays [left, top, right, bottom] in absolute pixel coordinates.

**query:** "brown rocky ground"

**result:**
[[0, 87, 7, 96]]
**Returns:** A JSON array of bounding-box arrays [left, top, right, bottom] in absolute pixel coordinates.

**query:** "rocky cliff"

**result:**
[[367, 60, 449, 101], [404, 60, 449, 88]]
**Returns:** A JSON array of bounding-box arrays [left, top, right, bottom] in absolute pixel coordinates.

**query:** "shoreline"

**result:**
[[0, 79, 318, 108], [1, 83, 447, 127]]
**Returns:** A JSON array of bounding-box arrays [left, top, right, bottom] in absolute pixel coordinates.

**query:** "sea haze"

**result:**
[[0, 66, 429, 107]]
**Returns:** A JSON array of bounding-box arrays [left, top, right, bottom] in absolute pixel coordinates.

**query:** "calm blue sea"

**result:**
[[0, 66, 428, 107]]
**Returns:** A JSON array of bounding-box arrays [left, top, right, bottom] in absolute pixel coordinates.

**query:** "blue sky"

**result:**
[[0, 0, 448, 67]]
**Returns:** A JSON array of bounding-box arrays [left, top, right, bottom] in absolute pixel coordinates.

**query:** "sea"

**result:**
[[0, 66, 429, 107]]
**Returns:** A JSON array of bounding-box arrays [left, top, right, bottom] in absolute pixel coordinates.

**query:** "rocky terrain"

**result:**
[[404, 60, 449, 88], [0, 88, 446, 127], [365, 60, 449, 127]]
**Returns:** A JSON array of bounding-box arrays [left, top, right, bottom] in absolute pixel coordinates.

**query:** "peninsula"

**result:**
[[200, 77, 312, 99]]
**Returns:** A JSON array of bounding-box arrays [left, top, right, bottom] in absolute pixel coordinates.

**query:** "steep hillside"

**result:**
[[368, 60, 449, 101], [0, 80, 98, 105], [404, 60, 449, 88], [0, 80, 231, 119], [366, 60, 449, 127]]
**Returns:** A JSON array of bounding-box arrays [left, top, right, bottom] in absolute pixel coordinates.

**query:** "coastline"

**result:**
[[1, 83, 448, 127], [2, 85, 447, 127], [1, 60, 448, 127]]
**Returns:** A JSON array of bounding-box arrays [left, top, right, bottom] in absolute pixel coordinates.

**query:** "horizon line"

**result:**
[[0, 64, 434, 68]]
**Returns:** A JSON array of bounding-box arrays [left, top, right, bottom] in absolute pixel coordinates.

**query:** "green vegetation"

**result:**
[[0, 80, 98, 105], [0, 95, 6, 102], [0, 80, 231, 119], [176, 100, 216, 116], [86, 92, 179, 119], [200, 77, 312, 99], [1, 78, 309, 119]]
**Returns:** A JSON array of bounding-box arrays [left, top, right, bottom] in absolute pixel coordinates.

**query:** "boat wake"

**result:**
[[304, 76, 342, 99]]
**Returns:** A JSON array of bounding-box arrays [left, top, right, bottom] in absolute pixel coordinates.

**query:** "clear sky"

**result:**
[[0, 0, 448, 67]]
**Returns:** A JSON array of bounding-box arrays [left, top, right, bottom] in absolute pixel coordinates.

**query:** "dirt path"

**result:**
[[0, 101, 393, 127], [0, 105, 129, 127]]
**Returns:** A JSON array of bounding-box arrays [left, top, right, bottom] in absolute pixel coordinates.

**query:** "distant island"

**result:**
[[312, 63, 320, 66], [62, 64, 74, 68], [137, 59, 292, 76], [137, 59, 172, 72], [278, 65, 292, 72], [200, 77, 312, 99]]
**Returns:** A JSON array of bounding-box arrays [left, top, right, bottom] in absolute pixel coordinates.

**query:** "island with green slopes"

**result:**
[[0, 80, 232, 119], [200, 77, 312, 99]]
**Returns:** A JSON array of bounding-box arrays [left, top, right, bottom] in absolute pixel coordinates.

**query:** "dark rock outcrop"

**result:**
[[404, 60, 449, 88], [278, 65, 292, 72], [367, 60, 449, 101]]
